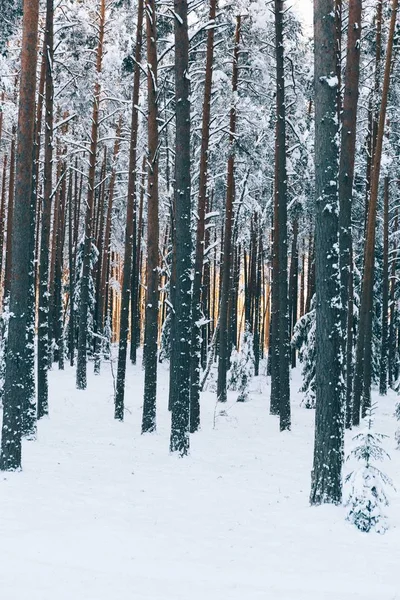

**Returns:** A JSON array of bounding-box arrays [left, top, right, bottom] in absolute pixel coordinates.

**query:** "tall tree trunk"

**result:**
[[289, 217, 299, 368], [142, 0, 159, 433], [216, 15, 241, 404], [76, 0, 106, 390], [310, 0, 343, 505], [130, 155, 146, 362], [338, 0, 362, 426], [37, 0, 54, 419], [270, 0, 290, 430], [0, 0, 39, 471], [170, 0, 191, 455], [353, 0, 398, 424], [115, 0, 143, 420], [189, 0, 217, 432]]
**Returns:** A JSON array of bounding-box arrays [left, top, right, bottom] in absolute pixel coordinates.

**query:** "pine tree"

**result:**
[[345, 406, 394, 534], [228, 324, 255, 403], [292, 302, 316, 409]]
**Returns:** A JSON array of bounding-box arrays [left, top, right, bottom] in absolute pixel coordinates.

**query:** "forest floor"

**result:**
[[0, 355, 399, 600]]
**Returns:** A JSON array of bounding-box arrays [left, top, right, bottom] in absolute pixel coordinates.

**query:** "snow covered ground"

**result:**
[[0, 357, 399, 599]]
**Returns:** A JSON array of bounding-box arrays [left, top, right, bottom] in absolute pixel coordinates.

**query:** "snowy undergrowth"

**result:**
[[0, 360, 398, 600]]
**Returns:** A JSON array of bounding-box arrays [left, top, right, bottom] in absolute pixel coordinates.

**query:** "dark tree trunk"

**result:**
[[0, 154, 8, 288], [170, 0, 191, 455], [0, 0, 39, 470], [289, 218, 299, 368], [379, 177, 389, 395], [68, 168, 75, 366], [270, 0, 290, 430], [130, 155, 146, 362], [115, 0, 143, 420], [142, 0, 159, 433], [3, 125, 16, 301], [217, 16, 241, 404], [37, 0, 54, 419], [338, 0, 362, 425], [310, 0, 343, 505]]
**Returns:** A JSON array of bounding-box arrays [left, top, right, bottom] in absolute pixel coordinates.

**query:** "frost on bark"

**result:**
[[310, 0, 344, 505], [170, 0, 191, 455]]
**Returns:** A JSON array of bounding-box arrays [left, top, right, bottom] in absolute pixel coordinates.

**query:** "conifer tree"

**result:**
[[345, 406, 394, 534]]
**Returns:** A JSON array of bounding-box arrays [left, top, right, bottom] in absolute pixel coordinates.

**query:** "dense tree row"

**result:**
[[0, 0, 400, 509]]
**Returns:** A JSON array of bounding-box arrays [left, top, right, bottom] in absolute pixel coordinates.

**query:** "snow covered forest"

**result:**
[[1, 0, 400, 597]]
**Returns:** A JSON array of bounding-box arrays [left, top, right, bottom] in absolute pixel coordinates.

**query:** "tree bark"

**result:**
[[142, 0, 159, 433], [379, 177, 389, 395], [37, 0, 54, 419], [170, 0, 191, 455], [338, 0, 362, 426], [0, 0, 39, 470], [310, 0, 343, 505], [271, 0, 290, 430]]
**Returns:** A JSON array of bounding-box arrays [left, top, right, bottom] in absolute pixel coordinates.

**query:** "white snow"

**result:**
[[0, 360, 399, 599]]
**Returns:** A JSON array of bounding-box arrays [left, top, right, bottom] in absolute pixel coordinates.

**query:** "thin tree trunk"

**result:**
[[37, 0, 54, 419], [216, 15, 241, 404], [142, 0, 159, 433], [271, 0, 290, 430], [189, 0, 217, 431], [115, 0, 143, 420], [338, 0, 362, 424], [379, 177, 389, 395], [131, 155, 146, 362]]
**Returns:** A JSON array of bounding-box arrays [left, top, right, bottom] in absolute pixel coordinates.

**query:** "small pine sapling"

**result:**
[[292, 300, 316, 408], [345, 405, 394, 534], [227, 324, 255, 402]]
